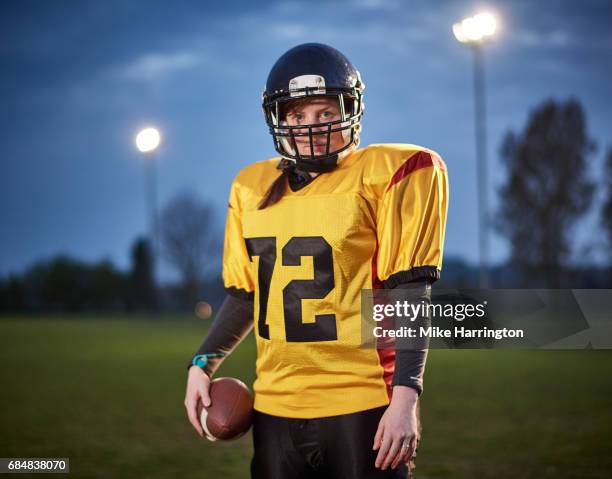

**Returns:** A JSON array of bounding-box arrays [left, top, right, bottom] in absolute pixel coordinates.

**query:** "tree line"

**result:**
[[0, 192, 225, 314]]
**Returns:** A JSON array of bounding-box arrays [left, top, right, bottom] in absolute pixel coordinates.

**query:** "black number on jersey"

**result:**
[[282, 237, 337, 342], [245, 237, 276, 339], [245, 236, 337, 342]]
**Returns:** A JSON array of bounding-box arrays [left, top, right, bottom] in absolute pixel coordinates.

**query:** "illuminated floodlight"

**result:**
[[453, 12, 497, 44], [136, 127, 161, 153]]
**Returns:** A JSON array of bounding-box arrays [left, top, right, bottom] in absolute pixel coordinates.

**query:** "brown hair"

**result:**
[[281, 97, 313, 118], [258, 168, 289, 210]]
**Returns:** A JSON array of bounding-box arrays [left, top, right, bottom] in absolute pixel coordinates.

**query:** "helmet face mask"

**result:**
[[262, 44, 365, 172]]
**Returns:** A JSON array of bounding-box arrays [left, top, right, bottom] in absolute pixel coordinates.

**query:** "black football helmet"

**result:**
[[262, 43, 365, 172]]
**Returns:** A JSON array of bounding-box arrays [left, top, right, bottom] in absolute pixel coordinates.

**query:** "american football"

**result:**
[[200, 377, 254, 441]]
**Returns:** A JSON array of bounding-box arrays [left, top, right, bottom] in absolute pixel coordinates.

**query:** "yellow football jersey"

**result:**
[[222, 143, 448, 418]]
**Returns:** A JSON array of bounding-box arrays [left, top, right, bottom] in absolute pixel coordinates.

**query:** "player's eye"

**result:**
[[320, 110, 339, 121]]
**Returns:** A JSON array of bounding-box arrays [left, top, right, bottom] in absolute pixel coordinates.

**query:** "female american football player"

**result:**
[[184, 43, 449, 479]]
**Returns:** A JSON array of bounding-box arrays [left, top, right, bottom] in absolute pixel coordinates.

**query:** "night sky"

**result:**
[[1, 0, 611, 281]]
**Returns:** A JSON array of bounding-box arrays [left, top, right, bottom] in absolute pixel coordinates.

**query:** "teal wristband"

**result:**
[[191, 352, 226, 370]]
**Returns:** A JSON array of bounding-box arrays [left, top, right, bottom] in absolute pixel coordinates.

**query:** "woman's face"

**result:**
[[284, 97, 348, 157]]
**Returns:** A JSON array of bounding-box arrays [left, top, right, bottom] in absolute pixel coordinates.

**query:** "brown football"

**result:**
[[200, 377, 254, 441]]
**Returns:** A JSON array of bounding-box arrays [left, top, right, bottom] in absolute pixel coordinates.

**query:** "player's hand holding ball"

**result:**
[[199, 377, 253, 441], [185, 365, 213, 438], [185, 367, 254, 441]]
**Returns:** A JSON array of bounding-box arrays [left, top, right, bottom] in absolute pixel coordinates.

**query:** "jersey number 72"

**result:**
[[245, 236, 338, 342]]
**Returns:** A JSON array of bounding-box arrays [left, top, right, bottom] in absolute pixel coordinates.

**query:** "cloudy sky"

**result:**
[[1, 0, 611, 281]]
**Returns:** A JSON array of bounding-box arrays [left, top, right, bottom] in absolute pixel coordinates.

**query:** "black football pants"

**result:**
[[250, 405, 411, 479]]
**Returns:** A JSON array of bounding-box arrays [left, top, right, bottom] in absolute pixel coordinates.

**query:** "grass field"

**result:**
[[1, 316, 611, 478]]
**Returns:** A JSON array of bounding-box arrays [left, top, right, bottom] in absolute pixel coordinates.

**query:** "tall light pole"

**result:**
[[135, 127, 161, 288], [453, 12, 497, 289]]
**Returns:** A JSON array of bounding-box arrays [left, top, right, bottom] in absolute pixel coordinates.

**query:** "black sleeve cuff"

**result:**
[[391, 349, 427, 396], [225, 286, 254, 301], [382, 266, 440, 288], [392, 378, 423, 396]]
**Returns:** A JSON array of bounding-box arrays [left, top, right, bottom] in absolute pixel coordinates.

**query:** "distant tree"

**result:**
[[601, 149, 612, 253], [5, 254, 128, 313], [24, 255, 88, 311], [0, 274, 26, 313], [159, 191, 221, 308], [89, 259, 128, 311], [496, 99, 595, 287], [127, 237, 157, 312], [601, 148, 612, 284]]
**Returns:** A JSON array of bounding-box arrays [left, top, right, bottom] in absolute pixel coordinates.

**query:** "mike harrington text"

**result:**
[[373, 326, 525, 340]]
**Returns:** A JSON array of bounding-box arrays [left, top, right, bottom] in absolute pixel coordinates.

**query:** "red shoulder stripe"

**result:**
[[385, 150, 446, 192]]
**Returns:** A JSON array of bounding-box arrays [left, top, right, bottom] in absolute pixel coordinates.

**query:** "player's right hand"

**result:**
[[184, 366, 212, 438]]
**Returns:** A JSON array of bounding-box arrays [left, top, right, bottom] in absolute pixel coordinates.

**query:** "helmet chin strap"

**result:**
[[294, 154, 339, 173], [291, 141, 358, 173]]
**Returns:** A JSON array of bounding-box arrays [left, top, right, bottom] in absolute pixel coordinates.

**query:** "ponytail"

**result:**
[[258, 169, 289, 210]]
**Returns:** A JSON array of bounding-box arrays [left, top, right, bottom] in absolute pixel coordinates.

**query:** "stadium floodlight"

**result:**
[[135, 126, 162, 303], [453, 12, 497, 44], [136, 127, 161, 153], [453, 12, 498, 289]]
